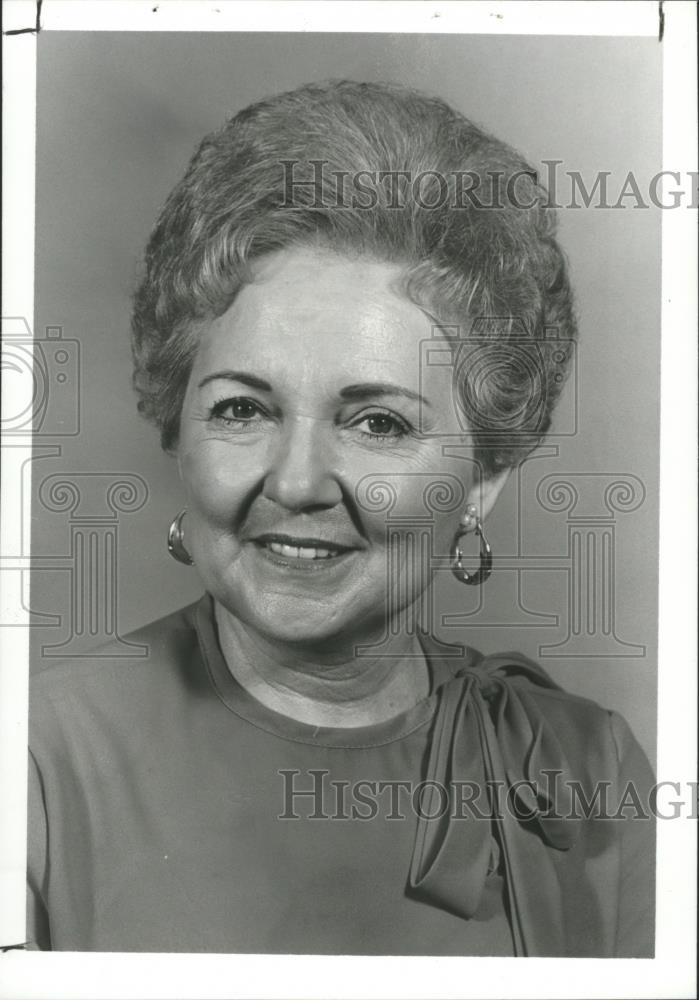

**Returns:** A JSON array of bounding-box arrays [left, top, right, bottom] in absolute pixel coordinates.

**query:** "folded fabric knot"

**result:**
[[409, 640, 582, 956], [465, 656, 581, 852]]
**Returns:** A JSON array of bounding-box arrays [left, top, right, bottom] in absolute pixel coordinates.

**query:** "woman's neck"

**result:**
[[214, 602, 431, 729]]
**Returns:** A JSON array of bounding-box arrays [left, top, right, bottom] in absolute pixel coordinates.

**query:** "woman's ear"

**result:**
[[465, 467, 511, 521]]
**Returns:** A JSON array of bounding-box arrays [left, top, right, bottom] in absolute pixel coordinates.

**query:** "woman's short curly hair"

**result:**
[[131, 79, 576, 475]]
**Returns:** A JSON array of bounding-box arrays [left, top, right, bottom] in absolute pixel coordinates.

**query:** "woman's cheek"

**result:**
[[184, 442, 260, 521]]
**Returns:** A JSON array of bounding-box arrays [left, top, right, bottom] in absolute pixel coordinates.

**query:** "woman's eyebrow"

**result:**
[[340, 382, 431, 407], [198, 374, 431, 407], [197, 370, 272, 392]]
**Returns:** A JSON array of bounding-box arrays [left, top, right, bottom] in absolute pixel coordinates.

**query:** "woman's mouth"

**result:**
[[251, 534, 356, 564], [264, 541, 338, 560]]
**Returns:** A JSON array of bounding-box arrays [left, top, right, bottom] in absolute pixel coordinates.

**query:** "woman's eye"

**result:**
[[210, 397, 266, 426], [352, 411, 410, 441]]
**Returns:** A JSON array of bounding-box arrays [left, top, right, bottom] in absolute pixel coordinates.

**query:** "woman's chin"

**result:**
[[245, 610, 365, 651], [206, 544, 422, 650], [217, 589, 388, 651]]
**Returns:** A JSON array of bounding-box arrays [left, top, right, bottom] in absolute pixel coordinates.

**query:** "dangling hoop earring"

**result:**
[[167, 508, 194, 565], [451, 504, 492, 586]]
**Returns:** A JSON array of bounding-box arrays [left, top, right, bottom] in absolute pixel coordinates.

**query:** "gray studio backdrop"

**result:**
[[30, 32, 661, 764]]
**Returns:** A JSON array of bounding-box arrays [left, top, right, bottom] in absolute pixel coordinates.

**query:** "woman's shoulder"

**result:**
[[434, 641, 654, 789], [29, 596, 207, 734], [485, 650, 646, 757]]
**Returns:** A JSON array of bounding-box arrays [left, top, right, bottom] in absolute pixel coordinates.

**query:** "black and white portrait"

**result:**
[[1, 3, 696, 998]]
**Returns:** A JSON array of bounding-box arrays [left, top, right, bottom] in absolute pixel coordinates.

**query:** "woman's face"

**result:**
[[177, 247, 500, 648]]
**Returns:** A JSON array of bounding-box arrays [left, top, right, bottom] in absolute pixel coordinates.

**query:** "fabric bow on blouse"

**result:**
[[410, 638, 583, 957]]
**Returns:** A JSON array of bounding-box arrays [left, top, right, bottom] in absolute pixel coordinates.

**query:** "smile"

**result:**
[[264, 541, 339, 561], [251, 533, 356, 566]]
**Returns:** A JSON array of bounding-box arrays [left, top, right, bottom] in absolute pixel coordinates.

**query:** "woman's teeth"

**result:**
[[265, 541, 339, 560]]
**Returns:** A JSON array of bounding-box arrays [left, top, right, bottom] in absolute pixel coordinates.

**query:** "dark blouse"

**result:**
[[27, 595, 655, 955]]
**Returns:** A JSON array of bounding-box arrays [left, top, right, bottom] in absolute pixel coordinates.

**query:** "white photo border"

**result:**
[[1, 2, 696, 998]]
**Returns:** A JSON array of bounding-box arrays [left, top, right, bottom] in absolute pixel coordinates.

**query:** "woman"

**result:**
[[28, 80, 654, 957]]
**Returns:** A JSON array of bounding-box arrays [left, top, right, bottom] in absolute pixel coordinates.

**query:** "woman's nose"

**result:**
[[262, 419, 342, 511]]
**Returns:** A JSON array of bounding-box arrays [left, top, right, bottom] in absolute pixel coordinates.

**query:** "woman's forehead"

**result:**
[[192, 247, 447, 385]]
